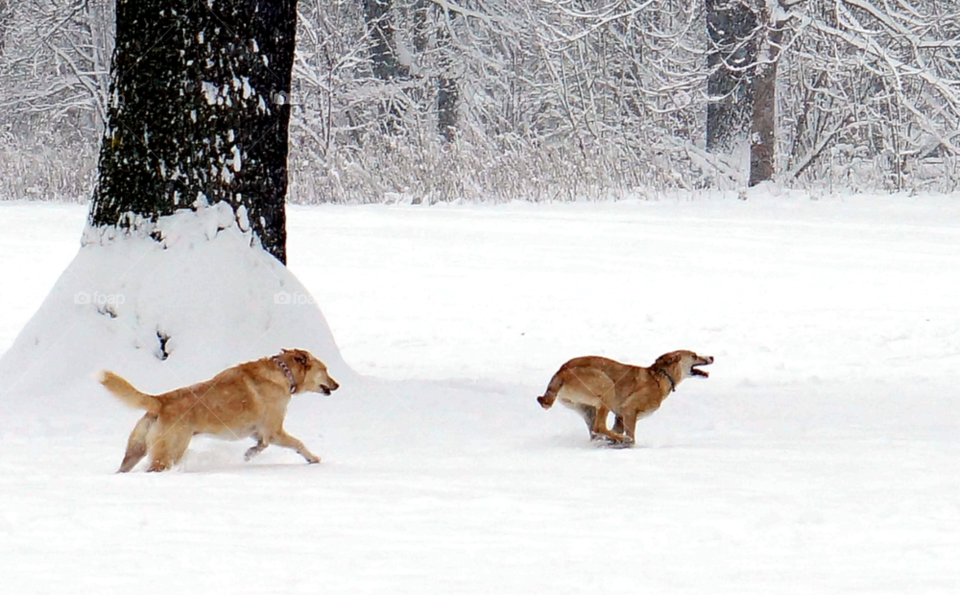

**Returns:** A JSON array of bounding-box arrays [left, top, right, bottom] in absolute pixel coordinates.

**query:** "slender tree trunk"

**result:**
[[89, 0, 298, 264], [0, 0, 9, 57], [749, 18, 783, 186], [364, 0, 404, 80], [706, 0, 758, 153], [437, 75, 458, 142], [436, 11, 459, 142], [363, 0, 407, 132], [413, 2, 458, 142], [413, 0, 429, 54]]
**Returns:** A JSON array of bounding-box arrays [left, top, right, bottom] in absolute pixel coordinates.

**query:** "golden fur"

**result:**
[[537, 350, 713, 446], [99, 348, 340, 472]]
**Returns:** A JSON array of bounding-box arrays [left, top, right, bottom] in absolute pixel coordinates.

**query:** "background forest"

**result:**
[[1, 0, 958, 203]]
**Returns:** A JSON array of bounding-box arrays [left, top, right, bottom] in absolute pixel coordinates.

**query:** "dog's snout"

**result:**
[[327, 379, 340, 391], [704, 356, 714, 364]]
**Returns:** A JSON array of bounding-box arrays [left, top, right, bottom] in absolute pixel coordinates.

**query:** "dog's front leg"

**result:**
[[244, 434, 268, 461], [271, 430, 321, 464], [619, 410, 640, 444]]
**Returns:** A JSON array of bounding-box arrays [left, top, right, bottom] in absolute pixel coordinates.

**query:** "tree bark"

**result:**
[[363, 0, 407, 132], [89, 0, 298, 264], [0, 0, 9, 57], [749, 19, 783, 186], [436, 11, 459, 142], [706, 0, 759, 153], [364, 0, 404, 81]]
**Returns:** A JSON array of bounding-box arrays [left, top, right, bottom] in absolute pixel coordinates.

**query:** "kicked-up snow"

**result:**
[[0, 192, 958, 593]]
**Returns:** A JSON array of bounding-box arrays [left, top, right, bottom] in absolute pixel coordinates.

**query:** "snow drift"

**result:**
[[0, 201, 347, 407]]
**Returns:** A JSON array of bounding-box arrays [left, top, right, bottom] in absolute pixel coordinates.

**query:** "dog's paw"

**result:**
[[590, 435, 615, 447], [590, 434, 634, 449], [305, 455, 321, 464]]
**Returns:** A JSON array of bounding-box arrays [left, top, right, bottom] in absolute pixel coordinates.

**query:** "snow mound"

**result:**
[[0, 202, 348, 406]]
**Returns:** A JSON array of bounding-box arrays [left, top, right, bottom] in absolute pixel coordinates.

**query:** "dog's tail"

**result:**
[[97, 370, 162, 415], [537, 372, 565, 409]]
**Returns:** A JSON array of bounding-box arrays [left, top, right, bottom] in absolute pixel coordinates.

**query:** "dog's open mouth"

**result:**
[[691, 359, 713, 377], [320, 387, 332, 395]]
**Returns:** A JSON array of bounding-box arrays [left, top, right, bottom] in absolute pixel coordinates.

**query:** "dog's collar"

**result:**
[[655, 368, 677, 393], [272, 355, 297, 394]]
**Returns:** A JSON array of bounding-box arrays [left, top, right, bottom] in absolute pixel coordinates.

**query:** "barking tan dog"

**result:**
[[537, 350, 713, 446], [99, 348, 340, 472]]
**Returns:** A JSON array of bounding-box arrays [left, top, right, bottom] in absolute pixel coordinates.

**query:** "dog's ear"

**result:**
[[293, 351, 309, 368], [657, 352, 681, 367]]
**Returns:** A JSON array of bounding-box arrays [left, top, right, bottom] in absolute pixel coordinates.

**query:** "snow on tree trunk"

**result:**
[[0, 204, 347, 401], [89, 0, 297, 263]]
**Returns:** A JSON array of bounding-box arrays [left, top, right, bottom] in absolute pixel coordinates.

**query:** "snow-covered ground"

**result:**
[[1, 194, 959, 593]]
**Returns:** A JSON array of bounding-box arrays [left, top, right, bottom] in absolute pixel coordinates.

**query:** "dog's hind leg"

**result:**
[[269, 429, 320, 464], [565, 403, 599, 439], [611, 415, 624, 435], [147, 425, 191, 472], [118, 414, 156, 473], [590, 405, 612, 441], [590, 405, 632, 446]]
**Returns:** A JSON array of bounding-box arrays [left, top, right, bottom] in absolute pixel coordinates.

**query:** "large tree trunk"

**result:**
[[706, 0, 759, 153], [89, 0, 298, 264], [0, 0, 347, 399], [749, 17, 783, 187]]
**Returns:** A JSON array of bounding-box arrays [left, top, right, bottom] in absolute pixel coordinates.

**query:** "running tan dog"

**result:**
[[99, 348, 340, 472], [537, 350, 713, 446]]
